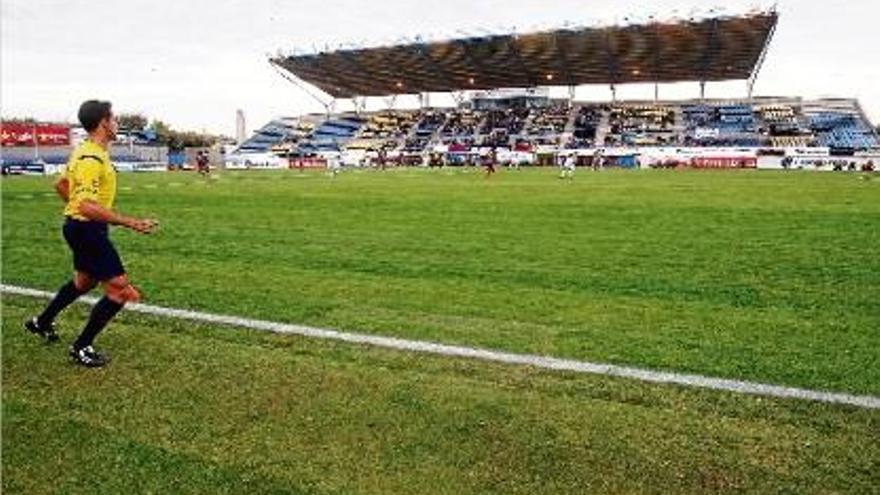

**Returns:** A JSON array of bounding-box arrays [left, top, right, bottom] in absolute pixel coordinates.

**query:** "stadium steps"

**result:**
[[595, 112, 611, 146], [564, 106, 579, 134]]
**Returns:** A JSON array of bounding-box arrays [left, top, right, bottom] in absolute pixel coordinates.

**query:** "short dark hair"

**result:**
[[78, 100, 113, 132]]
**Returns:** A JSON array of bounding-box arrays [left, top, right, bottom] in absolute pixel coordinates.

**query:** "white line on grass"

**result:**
[[3, 283, 878, 410]]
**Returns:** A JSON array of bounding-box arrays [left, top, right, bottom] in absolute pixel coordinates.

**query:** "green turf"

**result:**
[[3, 168, 880, 493], [2, 168, 879, 396], [3, 295, 879, 494]]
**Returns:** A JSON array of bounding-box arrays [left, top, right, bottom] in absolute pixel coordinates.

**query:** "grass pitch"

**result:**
[[3, 167, 879, 493]]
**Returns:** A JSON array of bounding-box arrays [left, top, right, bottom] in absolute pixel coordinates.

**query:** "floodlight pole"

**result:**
[[567, 85, 576, 107], [610, 84, 617, 103], [700, 81, 706, 101], [419, 92, 431, 109]]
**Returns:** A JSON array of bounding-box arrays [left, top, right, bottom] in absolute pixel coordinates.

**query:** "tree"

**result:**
[[117, 113, 148, 131], [148, 119, 174, 145], [147, 119, 219, 150], [178, 131, 217, 148], [1, 117, 37, 124]]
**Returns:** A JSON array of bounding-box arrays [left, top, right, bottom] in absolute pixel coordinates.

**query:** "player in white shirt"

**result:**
[[326, 154, 342, 178], [559, 152, 576, 180]]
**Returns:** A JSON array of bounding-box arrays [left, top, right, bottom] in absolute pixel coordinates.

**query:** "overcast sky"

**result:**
[[2, 0, 878, 136]]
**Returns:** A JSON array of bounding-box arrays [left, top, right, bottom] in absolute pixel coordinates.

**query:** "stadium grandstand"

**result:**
[[229, 7, 878, 170]]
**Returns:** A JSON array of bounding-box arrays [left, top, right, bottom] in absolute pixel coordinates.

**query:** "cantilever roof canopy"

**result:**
[[270, 11, 778, 99]]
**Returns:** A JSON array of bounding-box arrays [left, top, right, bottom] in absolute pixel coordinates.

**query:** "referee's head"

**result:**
[[78, 100, 116, 139]]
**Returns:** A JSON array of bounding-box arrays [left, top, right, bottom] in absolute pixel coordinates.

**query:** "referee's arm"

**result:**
[[78, 199, 158, 234], [55, 177, 70, 202]]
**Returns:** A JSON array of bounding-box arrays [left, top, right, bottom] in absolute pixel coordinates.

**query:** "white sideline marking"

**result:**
[[3, 283, 879, 410]]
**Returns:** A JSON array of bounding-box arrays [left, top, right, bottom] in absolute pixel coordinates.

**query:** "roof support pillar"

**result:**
[[269, 59, 336, 114], [324, 99, 337, 119], [552, 31, 575, 87], [699, 18, 720, 103], [508, 37, 537, 88], [602, 29, 620, 102], [747, 14, 779, 102], [352, 96, 367, 115], [651, 19, 662, 105]]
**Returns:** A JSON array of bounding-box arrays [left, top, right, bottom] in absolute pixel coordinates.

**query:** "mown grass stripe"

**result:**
[[4, 283, 879, 410]]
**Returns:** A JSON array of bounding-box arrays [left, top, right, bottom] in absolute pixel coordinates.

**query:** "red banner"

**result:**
[[690, 156, 757, 169], [1, 122, 70, 147], [289, 157, 327, 169]]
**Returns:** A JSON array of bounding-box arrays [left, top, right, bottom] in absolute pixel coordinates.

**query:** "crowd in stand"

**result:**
[[568, 106, 602, 148], [605, 105, 676, 146], [524, 104, 571, 146], [243, 99, 878, 157], [441, 110, 482, 139], [681, 104, 760, 147]]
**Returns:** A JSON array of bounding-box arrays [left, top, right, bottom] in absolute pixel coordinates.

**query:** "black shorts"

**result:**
[[63, 218, 125, 281]]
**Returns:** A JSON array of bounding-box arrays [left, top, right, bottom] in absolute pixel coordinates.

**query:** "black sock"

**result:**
[[73, 297, 124, 350], [37, 280, 86, 328]]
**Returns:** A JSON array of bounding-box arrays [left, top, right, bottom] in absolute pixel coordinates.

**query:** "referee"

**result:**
[[25, 100, 158, 367]]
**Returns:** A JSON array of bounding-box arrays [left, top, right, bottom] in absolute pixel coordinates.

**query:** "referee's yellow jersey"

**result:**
[[63, 140, 116, 220]]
